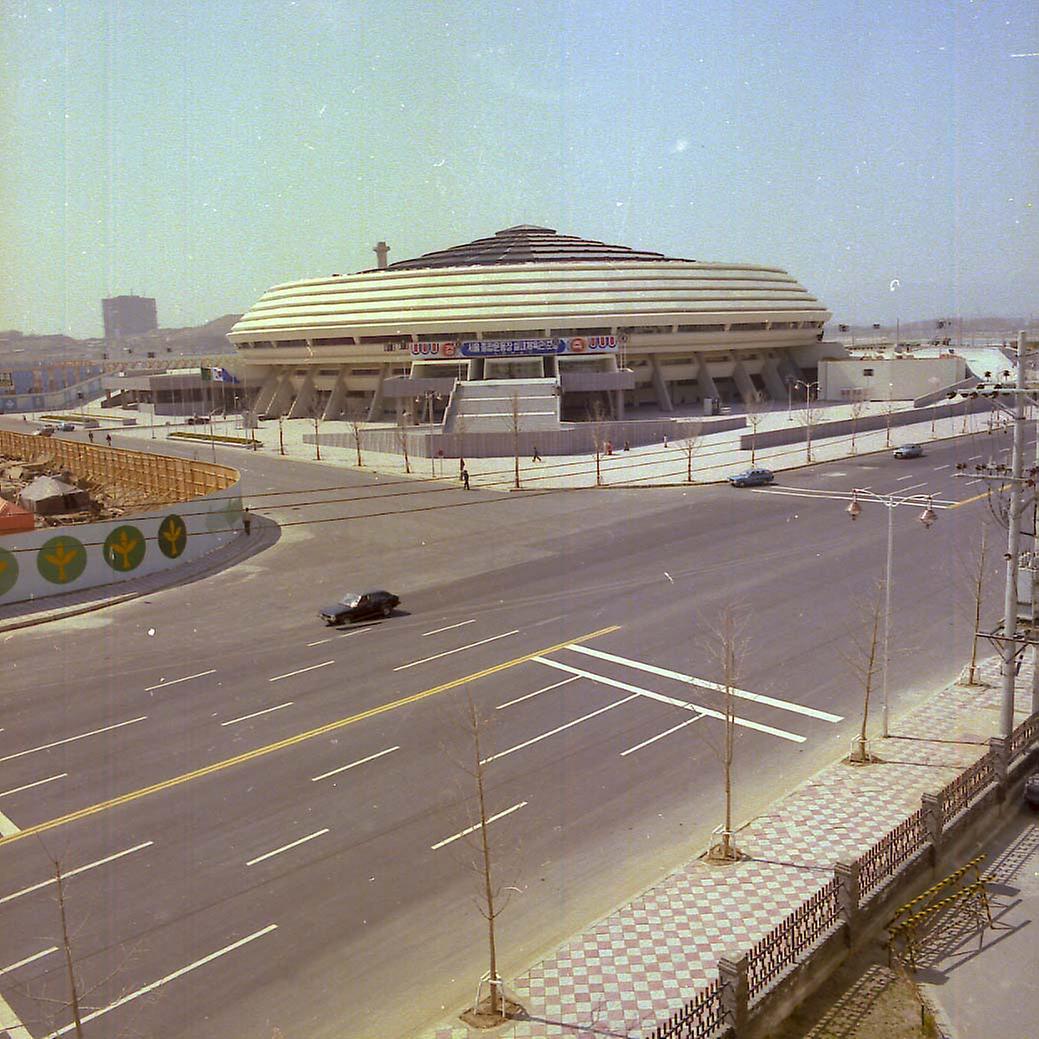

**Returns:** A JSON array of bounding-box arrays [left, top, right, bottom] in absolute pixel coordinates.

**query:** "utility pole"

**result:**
[[1000, 333, 1028, 735]]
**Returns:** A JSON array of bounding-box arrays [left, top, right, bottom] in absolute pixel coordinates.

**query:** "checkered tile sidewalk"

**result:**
[[422, 656, 1035, 1038]]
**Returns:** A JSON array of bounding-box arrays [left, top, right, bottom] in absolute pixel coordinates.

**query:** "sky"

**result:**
[[1, 0, 1036, 338]]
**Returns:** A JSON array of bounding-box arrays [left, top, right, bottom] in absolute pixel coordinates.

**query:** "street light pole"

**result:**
[[795, 380, 820, 462], [846, 488, 937, 739]]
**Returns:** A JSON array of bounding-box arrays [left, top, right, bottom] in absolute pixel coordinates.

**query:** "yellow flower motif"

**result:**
[[44, 540, 78, 582], [160, 517, 186, 557], [109, 529, 140, 569]]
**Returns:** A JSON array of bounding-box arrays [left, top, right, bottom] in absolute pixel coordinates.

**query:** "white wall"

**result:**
[[0, 485, 244, 606], [819, 356, 966, 401]]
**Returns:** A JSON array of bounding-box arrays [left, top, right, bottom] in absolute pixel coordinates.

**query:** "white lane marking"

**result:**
[[895, 474, 917, 481], [394, 630, 519, 671], [894, 481, 928, 493], [269, 660, 334, 682], [497, 675, 579, 710], [934, 464, 951, 471], [422, 619, 476, 637], [0, 946, 58, 976], [312, 745, 400, 781], [0, 842, 154, 906], [144, 669, 215, 692], [566, 645, 844, 723], [534, 657, 806, 743], [0, 991, 31, 1038], [306, 638, 331, 647], [0, 773, 68, 799], [0, 716, 148, 765], [481, 694, 641, 765], [621, 715, 705, 756], [40, 925, 279, 1038], [431, 801, 528, 850], [220, 702, 294, 727], [246, 829, 329, 866], [0, 810, 19, 837], [337, 627, 373, 639], [969, 454, 982, 460]]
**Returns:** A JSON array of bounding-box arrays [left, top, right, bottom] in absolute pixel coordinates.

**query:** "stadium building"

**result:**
[[229, 225, 834, 433]]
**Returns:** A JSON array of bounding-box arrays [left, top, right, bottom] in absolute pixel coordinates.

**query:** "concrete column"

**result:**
[[323, 371, 348, 421], [988, 736, 1010, 800], [732, 360, 757, 404], [614, 388, 625, 419], [366, 367, 386, 421], [718, 955, 749, 1034], [696, 360, 720, 403], [265, 373, 295, 418], [1031, 644, 1039, 717], [761, 358, 787, 400], [834, 860, 862, 945], [921, 792, 944, 863], [287, 372, 315, 419], [650, 356, 673, 412]]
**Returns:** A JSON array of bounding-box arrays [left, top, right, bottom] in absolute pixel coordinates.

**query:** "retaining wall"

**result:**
[[740, 399, 998, 452], [310, 416, 744, 459]]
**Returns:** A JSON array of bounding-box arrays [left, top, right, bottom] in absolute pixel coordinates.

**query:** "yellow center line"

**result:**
[[948, 483, 1008, 510], [0, 625, 621, 849]]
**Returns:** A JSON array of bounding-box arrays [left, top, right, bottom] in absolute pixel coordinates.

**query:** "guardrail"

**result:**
[[858, 808, 929, 897], [648, 977, 726, 1039]]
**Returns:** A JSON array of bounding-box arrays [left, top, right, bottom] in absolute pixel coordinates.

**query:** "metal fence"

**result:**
[[857, 808, 929, 896], [939, 752, 995, 826], [0, 429, 237, 504], [648, 978, 727, 1039], [746, 878, 842, 999], [1011, 715, 1039, 760]]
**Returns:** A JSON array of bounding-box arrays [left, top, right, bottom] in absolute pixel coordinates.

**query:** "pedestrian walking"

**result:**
[[242, 508, 252, 536], [663, 434, 668, 448], [461, 466, 470, 490], [623, 440, 630, 451], [105, 434, 112, 447], [459, 456, 466, 477], [88, 431, 94, 443], [531, 445, 542, 462]]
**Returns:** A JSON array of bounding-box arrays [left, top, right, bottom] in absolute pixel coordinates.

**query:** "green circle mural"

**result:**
[[37, 536, 88, 585], [0, 547, 19, 597], [158, 514, 188, 558], [103, 525, 146, 572], [206, 495, 243, 533]]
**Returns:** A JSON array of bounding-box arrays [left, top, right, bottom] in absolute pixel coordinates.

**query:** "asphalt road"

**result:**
[[0, 426, 1023, 1039]]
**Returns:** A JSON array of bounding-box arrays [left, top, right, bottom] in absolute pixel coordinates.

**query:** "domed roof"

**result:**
[[380, 225, 689, 270]]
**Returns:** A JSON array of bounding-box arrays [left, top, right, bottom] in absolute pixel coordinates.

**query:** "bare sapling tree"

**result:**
[[702, 605, 746, 863], [507, 390, 522, 490], [346, 402, 366, 467], [447, 691, 522, 1025], [849, 397, 866, 454], [394, 415, 412, 474], [310, 401, 322, 461], [745, 392, 765, 466], [799, 389, 817, 463], [681, 419, 703, 483], [843, 583, 884, 763], [16, 850, 145, 1039], [963, 523, 992, 686], [587, 399, 608, 487]]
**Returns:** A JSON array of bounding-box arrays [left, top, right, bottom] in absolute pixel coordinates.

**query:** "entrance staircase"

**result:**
[[442, 379, 562, 433]]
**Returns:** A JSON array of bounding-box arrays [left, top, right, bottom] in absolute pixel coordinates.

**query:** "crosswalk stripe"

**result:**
[[565, 645, 843, 722]]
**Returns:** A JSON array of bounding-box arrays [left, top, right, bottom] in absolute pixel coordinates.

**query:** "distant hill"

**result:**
[[0, 315, 243, 363]]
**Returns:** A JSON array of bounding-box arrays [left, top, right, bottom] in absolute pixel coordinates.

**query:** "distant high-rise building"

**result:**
[[102, 295, 157, 339]]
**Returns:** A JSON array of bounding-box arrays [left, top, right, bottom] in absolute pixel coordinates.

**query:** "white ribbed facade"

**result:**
[[229, 227, 833, 424]]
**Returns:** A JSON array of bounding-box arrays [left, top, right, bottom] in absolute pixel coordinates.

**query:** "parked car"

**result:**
[[894, 444, 924, 459], [319, 590, 400, 625], [1025, 772, 1039, 810], [728, 468, 775, 488]]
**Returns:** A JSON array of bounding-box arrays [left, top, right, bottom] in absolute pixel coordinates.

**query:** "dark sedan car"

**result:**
[[319, 590, 400, 625], [728, 467, 775, 487]]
